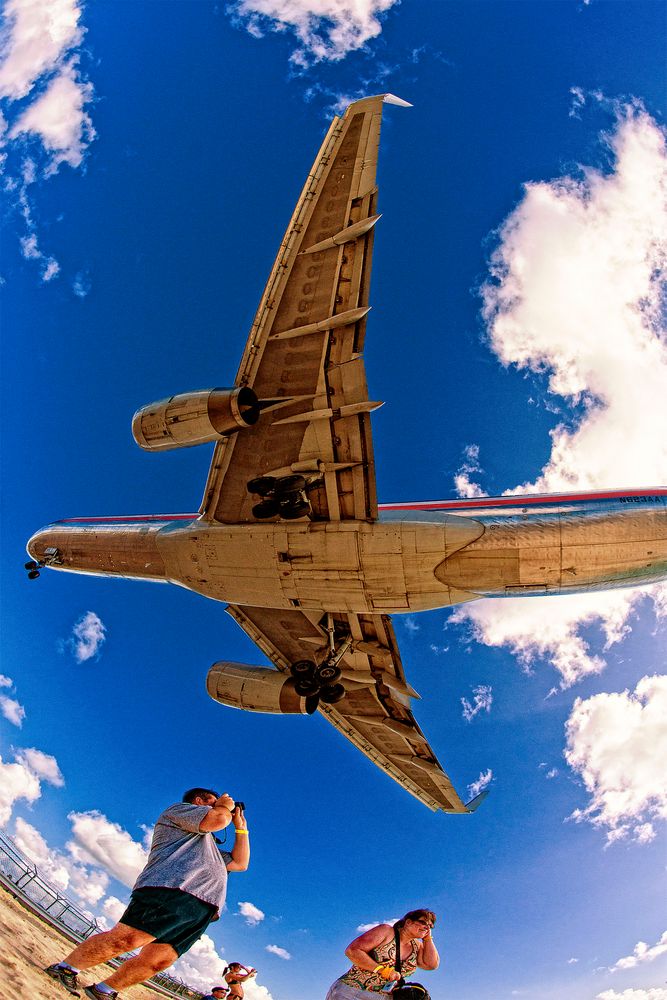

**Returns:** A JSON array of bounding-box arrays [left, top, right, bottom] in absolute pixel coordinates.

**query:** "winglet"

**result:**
[[383, 93, 413, 108], [464, 789, 489, 813]]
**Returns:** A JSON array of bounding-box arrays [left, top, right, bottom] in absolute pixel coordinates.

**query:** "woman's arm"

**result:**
[[344, 924, 400, 981], [417, 933, 440, 971]]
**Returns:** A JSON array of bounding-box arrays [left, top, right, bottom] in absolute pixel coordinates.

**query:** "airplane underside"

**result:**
[[27, 494, 667, 614]]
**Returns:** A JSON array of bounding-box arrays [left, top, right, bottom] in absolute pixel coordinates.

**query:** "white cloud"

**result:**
[[9, 61, 95, 171], [597, 990, 667, 1000], [356, 919, 398, 932], [0, 674, 13, 687], [0, 0, 83, 100], [173, 935, 227, 993], [228, 0, 400, 68], [266, 944, 291, 960], [0, 0, 94, 277], [67, 810, 147, 887], [0, 755, 42, 825], [102, 895, 128, 925], [67, 610, 107, 663], [238, 900, 266, 925], [12, 816, 109, 905], [467, 769, 493, 800], [16, 747, 64, 786], [449, 101, 667, 688], [450, 584, 662, 690], [403, 616, 420, 634], [610, 930, 667, 972], [565, 675, 667, 844], [0, 693, 26, 726], [461, 684, 493, 722], [454, 444, 488, 499]]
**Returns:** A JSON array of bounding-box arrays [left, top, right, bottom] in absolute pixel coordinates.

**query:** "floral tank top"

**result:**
[[339, 935, 419, 993]]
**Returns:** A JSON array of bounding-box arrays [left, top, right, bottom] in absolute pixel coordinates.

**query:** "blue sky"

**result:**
[[1, 2, 666, 999]]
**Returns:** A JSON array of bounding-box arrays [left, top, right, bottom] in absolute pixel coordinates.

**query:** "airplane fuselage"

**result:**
[[27, 489, 667, 614]]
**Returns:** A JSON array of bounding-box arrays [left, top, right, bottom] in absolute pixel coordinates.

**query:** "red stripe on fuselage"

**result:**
[[54, 489, 666, 524]]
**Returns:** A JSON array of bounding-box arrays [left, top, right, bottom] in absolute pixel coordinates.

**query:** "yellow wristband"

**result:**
[[373, 966, 383, 974], [235, 828, 249, 834]]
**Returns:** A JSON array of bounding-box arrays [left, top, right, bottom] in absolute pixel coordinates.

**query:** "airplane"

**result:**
[[26, 94, 667, 814]]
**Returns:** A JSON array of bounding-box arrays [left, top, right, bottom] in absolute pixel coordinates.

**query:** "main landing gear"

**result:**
[[247, 475, 313, 520], [289, 616, 353, 706]]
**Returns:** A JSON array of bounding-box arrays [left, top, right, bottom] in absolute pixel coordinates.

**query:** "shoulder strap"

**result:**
[[394, 926, 403, 975]]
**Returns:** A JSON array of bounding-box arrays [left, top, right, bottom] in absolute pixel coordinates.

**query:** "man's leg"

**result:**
[[93, 942, 177, 991], [63, 922, 155, 968]]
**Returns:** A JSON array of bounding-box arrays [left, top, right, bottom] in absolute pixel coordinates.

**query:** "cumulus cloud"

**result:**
[[65, 610, 107, 663], [13, 817, 109, 904], [0, 0, 95, 277], [101, 895, 128, 925], [609, 930, 667, 972], [356, 919, 398, 932], [176, 937, 276, 999], [597, 990, 667, 1000], [0, 745, 64, 826], [238, 900, 266, 925], [454, 444, 488, 499], [67, 811, 147, 887], [9, 60, 94, 172], [228, 0, 400, 68], [461, 684, 493, 722], [266, 944, 291, 959], [449, 99, 667, 687], [0, 674, 26, 726], [467, 769, 493, 800], [565, 675, 667, 844]]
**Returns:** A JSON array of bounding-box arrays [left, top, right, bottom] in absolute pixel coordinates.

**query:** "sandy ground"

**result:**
[[0, 884, 179, 1000]]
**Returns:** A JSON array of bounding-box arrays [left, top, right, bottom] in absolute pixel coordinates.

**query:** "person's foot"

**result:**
[[83, 986, 119, 1000], [44, 964, 81, 996]]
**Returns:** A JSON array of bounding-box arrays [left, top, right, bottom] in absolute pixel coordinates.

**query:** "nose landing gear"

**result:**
[[23, 547, 62, 580]]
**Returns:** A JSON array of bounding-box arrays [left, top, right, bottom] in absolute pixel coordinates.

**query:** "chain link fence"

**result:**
[[0, 830, 203, 998]]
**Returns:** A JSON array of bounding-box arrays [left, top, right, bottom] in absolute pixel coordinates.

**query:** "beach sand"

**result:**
[[0, 885, 181, 1000]]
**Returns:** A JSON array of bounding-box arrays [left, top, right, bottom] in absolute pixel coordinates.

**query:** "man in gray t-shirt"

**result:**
[[45, 788, 250, 1000]]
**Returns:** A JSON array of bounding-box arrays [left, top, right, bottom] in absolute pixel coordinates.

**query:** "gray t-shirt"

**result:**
[[134, 802, 233, 913]]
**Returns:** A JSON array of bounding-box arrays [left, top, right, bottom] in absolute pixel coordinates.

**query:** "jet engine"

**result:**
[[207, 662, 319, 715], [132, 387, 260, 451]]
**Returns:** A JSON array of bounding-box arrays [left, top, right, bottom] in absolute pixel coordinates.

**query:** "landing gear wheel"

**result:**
[[290, 659, 316, 680], [274, 474, 307, 495], [27, 570, 40, 580], [319, 683, 346, 704], [315, 663, 342, 685], [252, 499, 279, 519], [25, 561, 38, 570], [247, 476, 277, 497], [280, 500, 310, 520], [294, 677, 320, 696]]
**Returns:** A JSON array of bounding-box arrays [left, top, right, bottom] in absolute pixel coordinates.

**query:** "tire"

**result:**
[[315, 663, 342, 685], [319, 683, 346, 704], [252, 499, 279, 519], [280, 499, 310, 520], [27, 570, 40, 580], [290, 659, 316, 679], [25, 561, 38, 570], [247, 476, 277, 497], [274, 474, 306, 495], [294, 677, 320, 696]]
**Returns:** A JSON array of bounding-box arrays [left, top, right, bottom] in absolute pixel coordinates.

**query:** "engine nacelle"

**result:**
[[207, 662, 319, 715], [132, 387, 260, 452]]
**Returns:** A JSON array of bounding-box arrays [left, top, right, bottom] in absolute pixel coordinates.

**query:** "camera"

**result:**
[[235, 801, 246, 812]]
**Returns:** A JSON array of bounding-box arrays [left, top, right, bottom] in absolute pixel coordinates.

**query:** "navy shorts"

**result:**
[[119, 887, 217, 957]]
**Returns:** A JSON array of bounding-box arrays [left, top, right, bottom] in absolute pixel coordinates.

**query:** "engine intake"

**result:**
[[132, 387, 259, 451], [207, 662, 319, 715]]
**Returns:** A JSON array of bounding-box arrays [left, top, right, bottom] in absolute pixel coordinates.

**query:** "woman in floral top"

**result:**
[[325, 909, 439, 998]]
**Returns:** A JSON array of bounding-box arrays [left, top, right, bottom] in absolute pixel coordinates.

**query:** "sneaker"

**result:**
[[44, 964, 81, 997], [83, 986, 118, 1000]]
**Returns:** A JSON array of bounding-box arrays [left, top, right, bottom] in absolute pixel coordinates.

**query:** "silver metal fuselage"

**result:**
[[27, 490, 667, 614]]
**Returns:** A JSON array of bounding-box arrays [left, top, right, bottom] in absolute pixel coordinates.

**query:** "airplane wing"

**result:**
[[200, 93, 411, 525], [225, 603, 472, 813]]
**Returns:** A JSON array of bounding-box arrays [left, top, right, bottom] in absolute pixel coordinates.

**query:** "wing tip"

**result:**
[[344, 93, 413, 115], [463, 789, 490, 813]]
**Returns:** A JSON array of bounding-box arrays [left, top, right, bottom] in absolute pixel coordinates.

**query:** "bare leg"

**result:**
[[103, 942, 177, 989], [62, 923, 155, 970]]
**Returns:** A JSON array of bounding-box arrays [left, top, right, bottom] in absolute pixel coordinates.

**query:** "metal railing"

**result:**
[[0, 830, 202, 998]]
